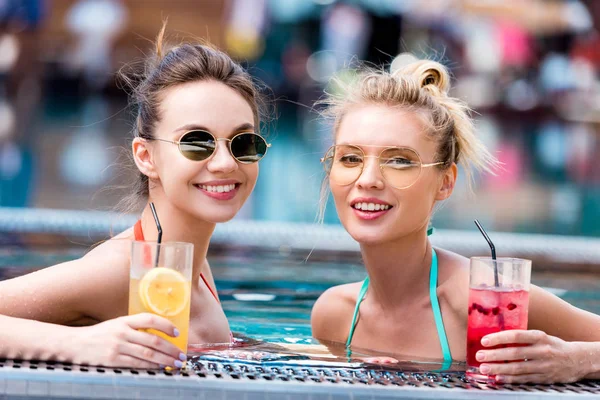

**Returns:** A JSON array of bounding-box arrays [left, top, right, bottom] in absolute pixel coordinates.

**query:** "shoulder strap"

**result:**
[[133, 220, 144, 241], [200, 273, 219, 302], [429, 248, 453, 368], [346, 277, 370, 348]]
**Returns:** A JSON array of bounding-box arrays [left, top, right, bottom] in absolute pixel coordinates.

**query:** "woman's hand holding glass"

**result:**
[[476, 329, 592, 384], [70, 313, 186, 369]]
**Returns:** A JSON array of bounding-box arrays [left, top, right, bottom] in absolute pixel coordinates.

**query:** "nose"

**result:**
[[355, 156, 384, 190], [206, 139, 238, 174]]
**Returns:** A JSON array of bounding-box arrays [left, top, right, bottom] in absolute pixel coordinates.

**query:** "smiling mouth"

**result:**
[[194, 183, 240, 193], [352, 202, 392, 212]]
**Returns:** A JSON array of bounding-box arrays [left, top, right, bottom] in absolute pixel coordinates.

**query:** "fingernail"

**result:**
[[173, 328, 180, 337], [179, 353, 187, 361], [476, 352, 485, 361], [174, 360, 183, 368], [495, 375, 504, 382], [480, 365, 490, 374], [481, 337, 490, 346]]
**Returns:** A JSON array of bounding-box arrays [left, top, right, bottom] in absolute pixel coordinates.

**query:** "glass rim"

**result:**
[[131, 240, 194, 249], [470, 256, 531, 264]]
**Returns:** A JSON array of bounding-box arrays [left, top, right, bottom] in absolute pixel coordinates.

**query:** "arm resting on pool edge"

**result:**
[[0, 314, 184, 368], [529, 284, 600, 380], [580, 341, 600, 380], [0, 314, 74, 361], [476, 330, 600, 384], [0, 244, 131, 325], [477, 285, 600, 384]]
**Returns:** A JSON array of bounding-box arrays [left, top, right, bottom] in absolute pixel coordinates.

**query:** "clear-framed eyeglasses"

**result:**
[[321, 144, 446, 190]]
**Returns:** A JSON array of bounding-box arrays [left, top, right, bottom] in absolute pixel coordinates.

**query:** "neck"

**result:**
[[360, 227, 432, 310], [139, 194, 215, 283]]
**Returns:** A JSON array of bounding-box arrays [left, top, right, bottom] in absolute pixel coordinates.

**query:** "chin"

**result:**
[[176, 200, 240, 224], [205, 214, 238, 223], [345, 223, 391, 245], [195, 208, 240, 224]]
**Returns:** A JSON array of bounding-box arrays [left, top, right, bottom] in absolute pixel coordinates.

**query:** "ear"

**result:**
[[132, 138, 159, 180], [435, 163, 457, 201]]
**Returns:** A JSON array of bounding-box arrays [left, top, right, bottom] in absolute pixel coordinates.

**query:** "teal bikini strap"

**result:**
[[429, 248, 453, 369], [345, 240, 453, 369], [346, 277, 369, 349]]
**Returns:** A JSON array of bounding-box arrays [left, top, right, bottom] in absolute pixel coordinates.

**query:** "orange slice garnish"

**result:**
[[139, 267, 190, 317]]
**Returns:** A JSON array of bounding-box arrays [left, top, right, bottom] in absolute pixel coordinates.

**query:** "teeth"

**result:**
[[199, 184, 236, 193], [353, 202, 390, 211]]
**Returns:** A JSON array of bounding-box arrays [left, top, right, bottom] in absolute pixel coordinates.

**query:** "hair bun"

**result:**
[[420, 68, 443, 89], [394, 59, 451, 96]]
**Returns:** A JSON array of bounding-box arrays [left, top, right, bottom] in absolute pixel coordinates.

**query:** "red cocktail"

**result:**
[[466, 258, 531, 382]]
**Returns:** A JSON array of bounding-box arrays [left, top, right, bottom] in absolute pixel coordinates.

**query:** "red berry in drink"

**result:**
[[466, 288, 529, 369]]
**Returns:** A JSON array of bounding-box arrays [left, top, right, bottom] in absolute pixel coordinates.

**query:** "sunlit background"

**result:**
[[1, 0, 599, 237]]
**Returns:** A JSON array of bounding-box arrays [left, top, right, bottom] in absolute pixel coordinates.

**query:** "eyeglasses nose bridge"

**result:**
[[214, 137, 232, 149], [356, 154, 384, 182], [208, 137, 237, 163], [362, 154, 382, 171]]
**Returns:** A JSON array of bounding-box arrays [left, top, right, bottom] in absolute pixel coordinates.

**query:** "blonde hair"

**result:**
[[317, 58, 499, 222]]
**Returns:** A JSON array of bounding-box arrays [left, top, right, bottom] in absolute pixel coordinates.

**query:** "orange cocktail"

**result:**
[[129, 241, 193, 352]]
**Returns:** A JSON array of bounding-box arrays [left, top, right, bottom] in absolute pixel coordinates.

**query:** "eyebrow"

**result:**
[[175, 123, 255, 136], [336, 143, 413, 149]]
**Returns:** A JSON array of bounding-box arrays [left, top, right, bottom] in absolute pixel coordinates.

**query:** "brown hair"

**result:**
[[118, 24, 269, 210], [316, 57, 499, 221]]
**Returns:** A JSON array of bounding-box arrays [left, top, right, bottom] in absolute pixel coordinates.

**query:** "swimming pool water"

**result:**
[[1, 245, 600, 347]]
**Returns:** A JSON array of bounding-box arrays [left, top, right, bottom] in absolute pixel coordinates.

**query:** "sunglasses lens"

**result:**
[[179, 131, 215, 161], [230, 133, 268, 163], [327, 145, 364, 186]]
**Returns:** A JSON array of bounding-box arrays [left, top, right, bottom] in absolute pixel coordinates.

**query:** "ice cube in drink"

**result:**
[[466, 286, 529, 382]]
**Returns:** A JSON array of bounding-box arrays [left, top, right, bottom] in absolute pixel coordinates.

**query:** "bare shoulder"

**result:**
[[83, 227, 133, 261], [0, 227, 135, 324], [78, 227, 135, 288], [311, 282, 363, 343], [528, 284, 600, 341], [71, 230, 133, 278], [67, 228, 137, 320], [435, 247, 469, 284], [434, 248, 470, 316]]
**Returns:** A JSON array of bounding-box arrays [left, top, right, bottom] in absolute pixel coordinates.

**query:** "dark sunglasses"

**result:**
[[151, 130, 270, 164]]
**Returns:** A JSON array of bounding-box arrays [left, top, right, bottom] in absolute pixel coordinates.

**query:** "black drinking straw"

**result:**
[[474, 219, 505, 330], [149, 202, 162, 268], [474, 219, 499, 288]]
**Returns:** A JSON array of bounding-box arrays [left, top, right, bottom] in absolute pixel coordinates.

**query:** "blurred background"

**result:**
[[1, 0, 599, 237]]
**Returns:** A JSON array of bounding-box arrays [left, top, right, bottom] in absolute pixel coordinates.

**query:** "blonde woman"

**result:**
[[312, 59, 600, 384]]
